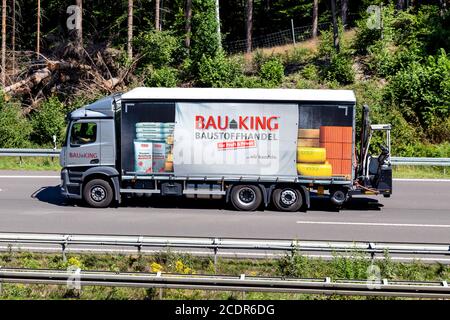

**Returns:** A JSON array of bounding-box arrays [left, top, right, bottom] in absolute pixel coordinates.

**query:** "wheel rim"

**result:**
[[237, 187, 256, 206], [280, 189, 297, 206], [332, 190, 346, 202], [91, 186, 106, 202]]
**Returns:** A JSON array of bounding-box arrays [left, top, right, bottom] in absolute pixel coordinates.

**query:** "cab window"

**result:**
[[70, 122, 97, 145]]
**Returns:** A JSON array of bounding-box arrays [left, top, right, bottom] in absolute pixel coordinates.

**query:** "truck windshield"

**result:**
[[70, 122, 97, 145]]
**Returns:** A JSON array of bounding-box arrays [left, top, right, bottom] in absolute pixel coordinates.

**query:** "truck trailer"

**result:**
[[60, 87, 392, 211]]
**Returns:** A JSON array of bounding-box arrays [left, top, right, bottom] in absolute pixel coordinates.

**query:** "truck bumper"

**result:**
[[60, 169, 82, 200]]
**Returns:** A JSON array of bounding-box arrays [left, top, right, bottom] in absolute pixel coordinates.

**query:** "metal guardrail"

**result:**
[[391, 157, 450, 166], [0, 149, 448, 166], [0, 268, 449, 298], [0, 148, 60, 157], [0, 233, 449, 263]]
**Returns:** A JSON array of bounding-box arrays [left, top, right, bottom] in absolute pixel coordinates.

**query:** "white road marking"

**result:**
[[296, 221, 450, 228], [0, 175, 59, 178], [394, 178, 450, 182]]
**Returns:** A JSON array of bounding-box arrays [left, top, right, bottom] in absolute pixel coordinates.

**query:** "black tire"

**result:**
[[230, 185, 263, 211], [83, 179, 114, 208], [329, 188, 348, 207], [272, 187, 303, 212]]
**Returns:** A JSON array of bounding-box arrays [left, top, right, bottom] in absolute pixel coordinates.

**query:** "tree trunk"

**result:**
[[330, 0, 339, 52], [184, 0, 192, 48], [37, 0, 41, 57], [75, 0, 82, 46], [12, 0, 16, 77], [127, 0, 133, 60], [155, 0, 160, 31], [312, 0, 318, 38], [245, 0, 253, 53], [396, 0, 405, 10], [1, 0, 6, 86], [341, 0, 348, 27], [216, 0, 221, 48]]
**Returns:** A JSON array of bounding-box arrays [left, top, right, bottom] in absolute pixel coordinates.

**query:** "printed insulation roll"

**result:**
[[297, 147, 327, 163], [297, 163, 332, 177], [134, 141, 153, 174]]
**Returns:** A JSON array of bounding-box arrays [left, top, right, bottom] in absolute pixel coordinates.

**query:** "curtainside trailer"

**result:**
[[60, 87, 392, 211]]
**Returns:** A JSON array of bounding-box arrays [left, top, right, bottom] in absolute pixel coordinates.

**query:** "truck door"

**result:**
[[66, 120, 101, 167]]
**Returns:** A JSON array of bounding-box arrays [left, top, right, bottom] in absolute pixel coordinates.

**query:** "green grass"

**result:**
[[0, 251, 448, 300], [392, 165, 450, 179], [0, 157, 60, 171]]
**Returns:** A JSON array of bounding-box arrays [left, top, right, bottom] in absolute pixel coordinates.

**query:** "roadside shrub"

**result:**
[[134, 30, 181, 69], [385, 50, 450, 142], [30, 96, 66, 147], [259, 57, 284, 87], [317, 27, 354, 85], [144, 66, 179, 87], [282, 46, 312, 66], [197, 51, 243, 87], [0, 96, 32, 148], [321, 52, 354, 85], [301, 64, 319, 81]]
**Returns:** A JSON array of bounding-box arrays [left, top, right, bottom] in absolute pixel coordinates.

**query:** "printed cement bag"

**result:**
[[152, 142, 167, 173], [134, 141, 153, 174]]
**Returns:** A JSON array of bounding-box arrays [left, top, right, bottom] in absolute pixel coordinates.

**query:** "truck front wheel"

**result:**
[[230, 185, 263, 211], [272, 187, 303, 212], [83, 179, 114, 208]]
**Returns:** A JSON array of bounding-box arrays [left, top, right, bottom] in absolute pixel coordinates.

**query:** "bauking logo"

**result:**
[[195, 115, 279, 131]]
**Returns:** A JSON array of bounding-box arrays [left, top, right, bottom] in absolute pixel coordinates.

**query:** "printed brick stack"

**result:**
[[319, 126, 353, 176]]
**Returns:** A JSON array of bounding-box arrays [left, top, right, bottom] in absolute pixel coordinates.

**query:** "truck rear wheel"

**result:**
[[272, 187, 303, 212], [330, 188, 348, 207], [83, 179, 113, 208], [230, 185, 263, 211]]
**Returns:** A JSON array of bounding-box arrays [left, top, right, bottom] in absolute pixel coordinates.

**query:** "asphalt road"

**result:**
[[0, 170, 449, 243]]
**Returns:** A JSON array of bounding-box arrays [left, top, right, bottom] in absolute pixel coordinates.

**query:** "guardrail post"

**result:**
[[368, 242, 375, 261], [62, 244, 67, 262], [213, 238, 219, 274], [156, 271, 163, 300], [137, 236, 143, 255], [62, 235, 70, 263], [19, 156, 23, 165], [0, 266, 2, 296], [240, 274, 246, 299]]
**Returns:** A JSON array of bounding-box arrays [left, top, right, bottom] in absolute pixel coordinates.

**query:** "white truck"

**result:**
[[60, 87, 392, 211]]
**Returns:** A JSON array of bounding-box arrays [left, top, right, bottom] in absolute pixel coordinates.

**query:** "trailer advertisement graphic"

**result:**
[[173, 102, 298, 177]]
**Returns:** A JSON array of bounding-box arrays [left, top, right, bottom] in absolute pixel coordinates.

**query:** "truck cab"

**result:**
[[60, 95, 121, 206]]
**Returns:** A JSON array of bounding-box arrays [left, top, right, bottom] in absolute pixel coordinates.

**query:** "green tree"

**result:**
[[31, 96, 66, 147], [0, 96, 32, 148]]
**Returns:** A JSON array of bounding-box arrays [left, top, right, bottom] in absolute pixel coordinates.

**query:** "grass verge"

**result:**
[[0, 251, 448, 300], [0, 157, 60, 171]]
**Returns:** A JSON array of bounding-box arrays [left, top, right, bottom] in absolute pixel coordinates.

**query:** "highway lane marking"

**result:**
[[296, 221, 450, 228], [394, 178, 450, 182], [0, 175, 59, 178]]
